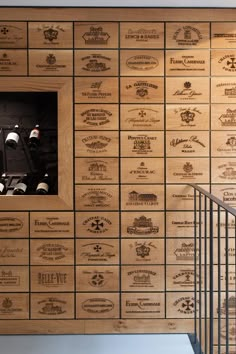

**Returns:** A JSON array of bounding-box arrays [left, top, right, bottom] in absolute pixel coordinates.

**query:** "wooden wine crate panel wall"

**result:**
[[0, 8, 235, 342]]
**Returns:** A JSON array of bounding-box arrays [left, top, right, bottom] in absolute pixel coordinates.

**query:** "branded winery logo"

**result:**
[[82, 298, 114, 313], [36, 54, 66, 71], [81, 108, 112, 127], [221, 325, 236, 341], [0, 247, 23, 258], [82, 215, 112, 234], [81, 159, 112, 182], [217, 162, 236, 180], [81, 188, 113, 208], [218, 54, 236, 72], [133, 241, 157, 261], [127, 269, 157, 288], [169, 55, 205, 71], [171, 218, 195, 230], [170, 135, 205, 153], [173, 296, 195, 315], [81, 242, 116, 262], [43, 28, 58, 42], [125, 28, 160, 42], [34, 217, 70, 233], [221, 270, 236, 286], [219, 109, 236, 126], [173, 106, 202, 127], [173, 81, 202, 99], [0, 217, 23, 233], [82, 135, 111, 153], [37, 243, 68, 261], [0, 24, 24, 45], [0, 270, 20, 287], [38, 297, 66, 315], [82, 54, 111, 72], [37, 24, 65, 44], [174, 243, 196, 261], [0, 52, 17, 70], [217, 135, 236, 153], [126, 80, 158, 99], [125, 107, 160, 128], [220, 187, 236, 206], [126, 190, 158, 206], [216, 82, 236, 98], [128, 134, 157, 154], [173, 269, 195, 288], [38, 272, 67, 287], [126, 55, 159, 71], [172, 162, 203, 180], [82, 26, 110, 45], [125, 297, 161, 314], [0, 297, 22, 314], [129, 162, 156, 181], [217, 296, 236, 316], [127, 215, 159, 235], [171, 191, 194, 204], [82, 81, 112, 100], [173, 25, 203, 46]]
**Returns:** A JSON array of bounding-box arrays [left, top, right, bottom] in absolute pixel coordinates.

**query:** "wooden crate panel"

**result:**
[[75, 104, 118, 130], [76, 239, 119, 265], [76, 265, 119, 291], [0, 49, 27, 75], [28, 22, 73, 48], [75, 131, 119, 157], [120, 77, 164, 103], [0, 239, 28, 265], [30, 212, 74, 238], [31, 293, 74, 319], [166, 49, 210, 76], [166, 77, 209, 103], [166, 239, 196, 265], [166, 265, 195, 291], [75, 185, 119, 211], [166, 211, 195, 238], [0, 22, 27, 48], [30, 239, 74, 265], [121, 131, 164, 157], [121, 185, 164, 211], [75, 157, 119, 184], [76, 293, 119, 319], [0, 293, 29, 319], [0, 266, 29, 292], [30, 266, 74, 292], [212, 131, 236, 157], [211, 77, 236, 104], [211, 104, 236, 130], [166, 104, 209, 130], [211, 158, 236, 183], [29, 49, 73, 76], [74, 22, 119, 49], [214, 238, 236, 265], [121, 239, 164, 265], [211, 22, 236, 48], [166, 131, 209, 157], [120, 22, 164, 48], [166, 158, 210, 183], [121, 265, 164, 291], [75, 50, 118, 76], [121, 158, 164, 184], [120, 50, 164, 76], [121, 293, 165, 318], [166, 292, 195, 318], [0, 212, 28, 238], [120, 104, 164, 130], [212, 264, 236, 291], [166, 22, 210, 48], [75, 77, 118, 103], [166, 184, 194, 211], [211, 50, 236, 76], [121, 211, 164, 238], [76, 211, 119, 238]]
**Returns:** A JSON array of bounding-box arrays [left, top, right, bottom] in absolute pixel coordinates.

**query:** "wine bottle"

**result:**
[[13, 174, 28, 195], [36, 173, 50, 195], [28, 124, 40, 151], [5, 125, 20, 149], [0, 173, 6, 195]]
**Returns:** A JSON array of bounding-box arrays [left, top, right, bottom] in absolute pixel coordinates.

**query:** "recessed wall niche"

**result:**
[[0, 91, 58, 195]]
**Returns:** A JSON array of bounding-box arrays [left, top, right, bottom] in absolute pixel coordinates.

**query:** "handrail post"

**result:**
[[209, 200, 214, 354]]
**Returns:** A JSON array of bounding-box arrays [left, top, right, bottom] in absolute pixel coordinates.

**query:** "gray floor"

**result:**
[[0, 334, 195, 354]]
